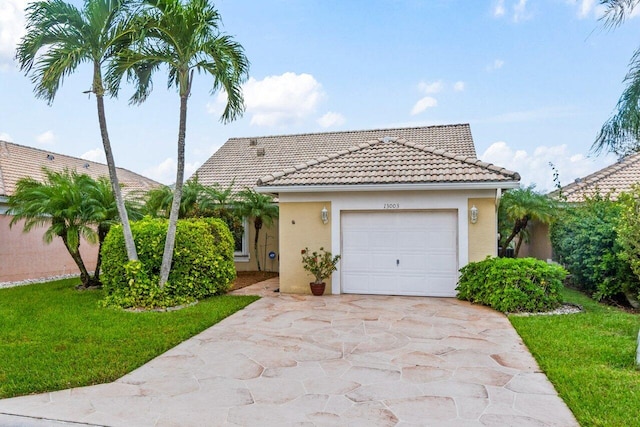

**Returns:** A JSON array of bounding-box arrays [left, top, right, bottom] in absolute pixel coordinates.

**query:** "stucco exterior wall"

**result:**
[[467, 198, 498, 262], [234, 219, 279, 272], [518, 221, 553, 261], [278, 201, 332, 294], [0, 215, 98, 283]]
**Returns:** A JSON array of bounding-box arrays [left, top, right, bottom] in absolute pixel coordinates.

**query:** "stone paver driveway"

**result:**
[[0, 279, 578, 426]]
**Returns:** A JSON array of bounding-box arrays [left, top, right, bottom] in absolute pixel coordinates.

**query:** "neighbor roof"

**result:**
[[194, 124, 477, 191], [257, 137, 520, 189], [0, 140, 160, 198], [555, 152, 640, 202]]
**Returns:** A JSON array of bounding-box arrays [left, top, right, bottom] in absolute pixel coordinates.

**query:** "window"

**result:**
[[234, 217, 250, 262]]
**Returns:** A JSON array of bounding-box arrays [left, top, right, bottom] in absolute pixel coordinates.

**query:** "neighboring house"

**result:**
[[0, 140, 159, 284], [521, 152, 640, 261], [195, 124, 520, 296]]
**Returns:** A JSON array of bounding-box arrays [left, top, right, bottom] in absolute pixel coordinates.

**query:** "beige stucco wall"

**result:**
[[278, 201, 332, 294], [0, 215, 98, 283], [234, 219, 279, 272], [519, 221, 553, 261], [467, 198, 498, 262]]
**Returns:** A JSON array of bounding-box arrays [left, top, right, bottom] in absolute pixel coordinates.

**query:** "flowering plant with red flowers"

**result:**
[[301, 247, 341, 284]]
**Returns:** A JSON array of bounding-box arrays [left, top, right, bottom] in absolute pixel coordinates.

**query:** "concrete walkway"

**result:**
[[0, 279, 578, 426]]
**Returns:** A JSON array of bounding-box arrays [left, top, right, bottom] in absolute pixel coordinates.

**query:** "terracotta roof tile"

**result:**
[[554, 152, 640, 202], [0, 140, 160, 198], [257, 138, 520, 187], [194, 124, 477, 191]]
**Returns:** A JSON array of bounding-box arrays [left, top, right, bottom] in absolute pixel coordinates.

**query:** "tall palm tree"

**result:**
[[7, 169, 99, 287], [16, 0, 140, 262], [235, 189, 279, 271], [111, 0, 249, 286], [593, 0, 640, 156], [499, 186, 556, 257]]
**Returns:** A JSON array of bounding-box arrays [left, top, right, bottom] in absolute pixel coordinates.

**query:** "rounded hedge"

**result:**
[[456, 257, 566, 313], [100, 217, 236, 308]]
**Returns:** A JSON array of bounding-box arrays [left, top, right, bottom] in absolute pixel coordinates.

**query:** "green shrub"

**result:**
[[100, 217, 236, 309], [456, 257, 565, 313], [550, 195, 640, 304]]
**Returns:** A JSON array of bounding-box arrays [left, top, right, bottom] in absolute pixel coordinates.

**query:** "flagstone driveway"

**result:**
[[0, 278, 578, 426]]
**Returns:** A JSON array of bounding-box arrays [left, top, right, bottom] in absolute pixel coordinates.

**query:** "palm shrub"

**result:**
[[101, 217, 236, 309], [550, 194, 640, 306], [456, 257, 565, 313], [616, 186, 640, 306]]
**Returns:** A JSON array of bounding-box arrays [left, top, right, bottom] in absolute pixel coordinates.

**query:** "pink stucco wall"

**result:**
[[0, 215, 98, 283]]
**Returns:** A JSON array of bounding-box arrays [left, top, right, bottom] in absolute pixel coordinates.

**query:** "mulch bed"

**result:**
[[230, 271, 278, 291]]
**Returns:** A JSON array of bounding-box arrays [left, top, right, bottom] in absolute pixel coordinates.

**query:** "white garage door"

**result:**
[[341, 211, 458, 297]]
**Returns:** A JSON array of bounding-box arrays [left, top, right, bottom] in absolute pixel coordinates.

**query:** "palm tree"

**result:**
[[111, 0, 249, 286], [499, 186, 556, 257], [593, 0, 640, 156], [7, 169, 99, 288], [235, 189, 279, 271], [16, 0, 140, 262]]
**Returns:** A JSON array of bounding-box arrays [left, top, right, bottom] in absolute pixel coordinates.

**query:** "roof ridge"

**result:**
[[0, 140, 159, 183], [257, 137, 520, 186], [257, 139, 384, 185], [230, 123, 471, 142], [560, 152, 640, 195], [394, 138, 521, 180]]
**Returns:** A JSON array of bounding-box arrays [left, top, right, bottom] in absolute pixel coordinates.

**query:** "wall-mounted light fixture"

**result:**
[[321, 206, 329, 224], [469, 205, 478, 224]]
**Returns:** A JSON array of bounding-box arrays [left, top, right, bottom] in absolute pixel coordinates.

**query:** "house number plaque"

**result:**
[[384, 203, 400, 209]]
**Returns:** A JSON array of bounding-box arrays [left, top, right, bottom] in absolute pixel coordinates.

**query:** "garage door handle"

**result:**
[[396, 259, 400, 266]]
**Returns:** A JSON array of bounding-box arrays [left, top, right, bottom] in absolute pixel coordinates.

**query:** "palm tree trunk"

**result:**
[[61, 233, 90, 287], [159, 92, 188, 287], [94, 64, 138, 262], [254, 221, 261, 272], [93, 223, 109, 283], [514, 233, 524, 257]]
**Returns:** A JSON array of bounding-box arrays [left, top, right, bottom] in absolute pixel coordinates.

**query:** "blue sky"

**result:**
[[1, 0, 638, 190]]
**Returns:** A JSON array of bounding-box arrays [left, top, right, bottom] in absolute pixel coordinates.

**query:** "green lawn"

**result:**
[[510, 287, 640, 427], [0, 278, 259, 398]]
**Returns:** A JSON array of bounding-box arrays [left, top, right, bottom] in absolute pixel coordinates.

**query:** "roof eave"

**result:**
[[255, 180, 521, 194]]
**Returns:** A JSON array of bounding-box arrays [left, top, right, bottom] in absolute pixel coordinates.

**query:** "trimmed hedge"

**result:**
[[100, 217, 236, 309], [456, 257, 566, 313]]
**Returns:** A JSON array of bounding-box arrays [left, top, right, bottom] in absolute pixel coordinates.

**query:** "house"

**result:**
[[521, 152, 640, 261], [195, 124, 521, 296], [0, 140, 159, 284]]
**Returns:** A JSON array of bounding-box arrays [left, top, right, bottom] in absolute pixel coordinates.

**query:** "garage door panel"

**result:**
[[342, 211, 458, 297]]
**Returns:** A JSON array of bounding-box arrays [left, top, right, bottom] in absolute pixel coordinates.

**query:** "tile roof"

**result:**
[[257, 137, 520, 188], [555, 152, 640, 202], [194, 124, 477, 191], [0, 140, 160, 198]]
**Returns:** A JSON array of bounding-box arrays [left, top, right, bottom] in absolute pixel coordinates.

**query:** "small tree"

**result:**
[[499, 186, 556, 257], [8, 169, 98, 287], [235, 189, 279, 271]]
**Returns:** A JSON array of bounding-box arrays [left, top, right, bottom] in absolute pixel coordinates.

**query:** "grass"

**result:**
[[510, 287, 640, 427], [0, 278, 259, 398]]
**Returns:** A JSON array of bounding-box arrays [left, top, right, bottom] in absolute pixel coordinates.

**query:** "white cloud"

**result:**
[[36, 130, 55, 145], [80, 148, 106, 164], [0, 131, 13, 141], [214, 72, 326, 127], [494, 0, 506, 17], [493, 0, 531, 22], [481, 141, 617, 192], [0, 0, 28, 69], [317, 111, 345, 128], [143, 158, 200, 185], [513, 0, 530, 22], [418, 80, 444, 94], [486, 59, 505, 72], [411, 96, 438, 116], [453, 81, 465, 92]]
